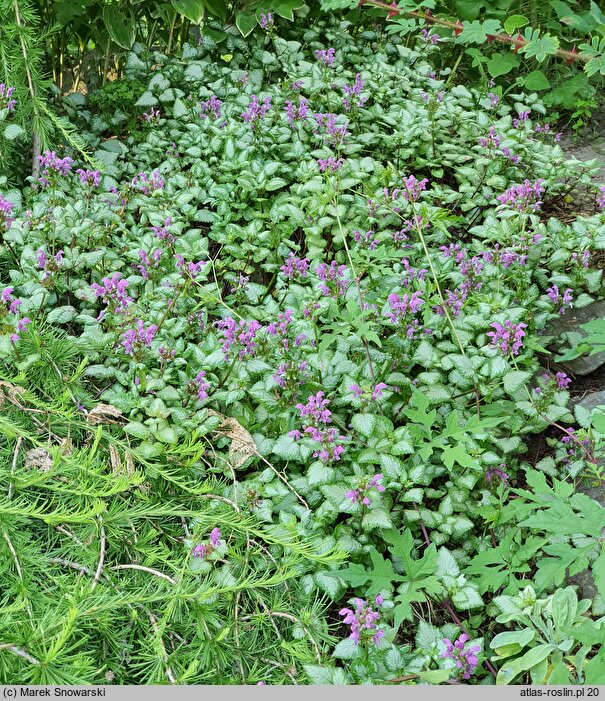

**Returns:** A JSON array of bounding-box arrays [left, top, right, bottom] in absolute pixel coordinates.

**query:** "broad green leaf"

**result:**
[[497, 644, 557, 684], [236, 12, 257, 36], [326, 547, 404, 596], [203, 0, 227, 20], [172, 0, 205, 23], [103, 5, 136, 49], [487, 52, 520, 77], [522, 70, 550, 90], [504, 14, 528, 34]]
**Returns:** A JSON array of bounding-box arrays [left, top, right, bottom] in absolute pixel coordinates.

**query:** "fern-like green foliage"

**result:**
[[0, 377, 341, 683], [0, 0, 91, 181]]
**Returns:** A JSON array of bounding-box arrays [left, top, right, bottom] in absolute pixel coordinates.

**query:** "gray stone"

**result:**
[[545, 300, 605, 375], [576, 390, 605, 414]]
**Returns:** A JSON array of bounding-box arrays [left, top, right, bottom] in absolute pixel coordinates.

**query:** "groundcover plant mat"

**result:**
[[0, 17, 604, 685]]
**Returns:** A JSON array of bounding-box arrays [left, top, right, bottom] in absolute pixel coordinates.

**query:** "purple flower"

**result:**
[[193, 371, 211, 401], [339, 598, 383, 646], [401, 175, 428, 202], [199, 96, 222, 120], [555, 371, 571, 389], [10, 316, 31, 343], [0, 194, 15, 229], [76, 169, 101, 187], [36, 150, 74, 187], [273, 360, 309, 389], [486, 465, 509, 485], [512, 110, 530, 128], [193, 543, 207, 557], [313, 112, 349, 147], [90, 273, 133, 318], [488, 92, 500, 108], [131, 170, 164, 194], [346, 474, 385, 506], [209, 527, 221, 546], [151, 217, 174, 245], [317, 157, 344, 173], [441, 634, 481, 680], [420, 28, 439, 44], [0, 84, 17, 112], [314, 47, 335, 66], [597, 186, 605, 209], [216, 317, 262, 360], [281, 252, 310, 279], [546, 285, 573, 315], [292, 392, 346, 463], [479, 126, 501, 148], [342, 73, 367, 110], [143, 107, 160, 123], [486, 321, 527, 356], [121, 320, 158, 356], [259, 12, 273, 29], [241, 95, 272, 128], [316, 261, 348, 298], [2, 286, 14, 303], [354, 229, 378, 250], [386, 291, 424, 323], [284, 97, 309, 126], [497, 179, 545, 212]]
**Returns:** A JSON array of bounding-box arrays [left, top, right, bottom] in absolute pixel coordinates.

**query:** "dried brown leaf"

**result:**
[[87, 403, 125, 425], [24, 447, 53, 473]]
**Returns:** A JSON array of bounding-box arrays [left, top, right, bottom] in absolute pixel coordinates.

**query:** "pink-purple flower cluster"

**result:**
[[131, 170, 165, 194], [199, 96, 222, 120], [342, 74, 367, 110], [193, 527, 221, 558], [486, 320, 527, 356], [485, 464, 509, 486], [1, 287, 30, 343], [289, 391, 346, 463], [242, 95, 272, 128], [420, 28, 439, 44], [317, 157, 344, 173], [316, 261, 348, 298], [121, 320, 158, 356], [284, 97, 309, 127], [91, 273, 133, 318], [133, 249, 162, 279], [175, 254, 206, 279], [386, 291, 424, 323], [273, 360, 309, 389], [151, 217, 175, 245], [441, 634, 480, 680], [76, 169, 101, 187], [37, 150, 74, 187], [216, 317, 262, 360], [0, 84, 16, 112], [0, 194, 15, 230], [546, 285, 573, 315], [350, 383, 388, 403], [353, 229, 378, 250], [281, 252, 309, 279], [259, 12, 274, 29], [143, 107, 160, 123], [313, 112, 349, 147], [497, 179, 545, 212], [314, 47, 335, 66], [597, 186, 605, 209], [193, 371, 211, 401], [339, 597, 384, 646], [346, 473, 385, 505]]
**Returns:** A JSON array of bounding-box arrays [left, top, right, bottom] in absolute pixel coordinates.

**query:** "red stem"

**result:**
[[358, 0, 585, 64]]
